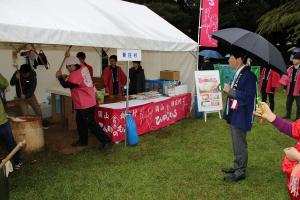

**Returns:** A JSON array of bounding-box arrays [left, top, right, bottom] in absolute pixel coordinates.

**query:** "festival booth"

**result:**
[[0, 0, 198, 144]]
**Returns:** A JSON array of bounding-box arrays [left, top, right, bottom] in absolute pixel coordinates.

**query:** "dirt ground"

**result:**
[[43, 123, 99, 154]]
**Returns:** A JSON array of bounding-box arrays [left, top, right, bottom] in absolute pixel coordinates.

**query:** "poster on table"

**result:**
[[194, 70, 222, 112]]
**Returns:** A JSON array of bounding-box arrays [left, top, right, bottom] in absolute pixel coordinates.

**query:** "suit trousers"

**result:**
[[230, 125, 248, 176]]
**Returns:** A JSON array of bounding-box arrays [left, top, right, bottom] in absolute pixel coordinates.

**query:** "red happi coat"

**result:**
[[259, 68, 281, 94], [102, 66, 127, 95], [280, 66, 300, 96], [283, 120, 300, 199], [84, 63, 93, 77]]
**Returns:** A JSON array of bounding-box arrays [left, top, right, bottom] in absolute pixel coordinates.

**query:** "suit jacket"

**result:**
[[224, 66, 257, 132]]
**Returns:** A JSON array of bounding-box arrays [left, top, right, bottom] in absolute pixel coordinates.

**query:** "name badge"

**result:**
[[230, 99, 238, 110]]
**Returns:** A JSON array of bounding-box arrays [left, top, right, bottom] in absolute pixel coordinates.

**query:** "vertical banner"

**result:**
[[195, 70, 222, 112], [199, 0, 218, 47]]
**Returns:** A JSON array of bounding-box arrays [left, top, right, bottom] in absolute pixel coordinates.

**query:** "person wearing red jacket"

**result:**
[[76, 52, 93, 77], [56, 56, 112, 149], [259, 66, 281, 111], [102, 55, 127, 96], [280, 49, 300, 120], [255, 102, 300, 200]]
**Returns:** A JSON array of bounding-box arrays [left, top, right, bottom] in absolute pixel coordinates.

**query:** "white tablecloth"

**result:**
[[48, 85, 171, 110], [99, 96, 170, 109]]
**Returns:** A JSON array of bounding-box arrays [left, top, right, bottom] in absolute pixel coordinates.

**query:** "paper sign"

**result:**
[[195, 70, 222, 112], [117, 49, 142, 61]]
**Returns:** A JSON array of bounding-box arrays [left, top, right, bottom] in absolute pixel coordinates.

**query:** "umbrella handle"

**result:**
[[0, 140, 26, 168]]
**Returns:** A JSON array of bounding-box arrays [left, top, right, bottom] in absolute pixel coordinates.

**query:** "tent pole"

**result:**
[[125, 60, 130, 147]]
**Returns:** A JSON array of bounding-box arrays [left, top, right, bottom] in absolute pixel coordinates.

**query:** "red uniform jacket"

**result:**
[[102, 66, 127, 95], [259, 68, 281, 94], [280, 66, 300, 96], [283, 121, 300, 199]]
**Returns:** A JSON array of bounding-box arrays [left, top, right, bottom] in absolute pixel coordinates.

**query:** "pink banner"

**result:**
[[95, 93, 192, 143], [199, 0, 218, 47]]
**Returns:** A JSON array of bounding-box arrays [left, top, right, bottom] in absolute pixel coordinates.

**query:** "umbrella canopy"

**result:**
[[212, 28, 286, 73], [199, 50, 224, 59]]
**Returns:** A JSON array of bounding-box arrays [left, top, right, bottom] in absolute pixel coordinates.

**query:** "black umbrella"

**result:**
[[212, 28, 287, 73]]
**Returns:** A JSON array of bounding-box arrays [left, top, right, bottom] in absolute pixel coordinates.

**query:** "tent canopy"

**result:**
[[0, 0, 197, 52]]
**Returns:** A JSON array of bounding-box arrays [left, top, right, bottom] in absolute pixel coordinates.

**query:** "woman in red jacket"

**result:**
[[259, 66, 280, 111], [256, 102, 300, 199], [56, 56, 112, 149]]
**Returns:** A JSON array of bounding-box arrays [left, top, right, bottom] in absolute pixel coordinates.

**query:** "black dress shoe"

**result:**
[[224, 174, 246, 182], [71, 140, 88, 147], [221, 168, 235, 173]]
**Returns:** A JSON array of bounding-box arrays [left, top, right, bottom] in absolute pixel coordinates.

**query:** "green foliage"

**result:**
[[257, 0, 300, 43]]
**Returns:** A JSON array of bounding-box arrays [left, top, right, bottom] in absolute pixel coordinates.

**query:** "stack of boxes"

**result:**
[[145, 70, 187, 96]]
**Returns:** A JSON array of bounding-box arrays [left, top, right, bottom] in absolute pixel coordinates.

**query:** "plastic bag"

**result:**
[[126, 113, 139, 146]]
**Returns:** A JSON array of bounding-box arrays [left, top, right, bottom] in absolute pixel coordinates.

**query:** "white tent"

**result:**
[[0, 0, 197, 107]]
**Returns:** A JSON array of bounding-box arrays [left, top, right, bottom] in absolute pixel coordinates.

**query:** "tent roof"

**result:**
[[0, 0, 197, 51]]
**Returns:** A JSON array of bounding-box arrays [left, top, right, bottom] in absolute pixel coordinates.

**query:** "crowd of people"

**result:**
[[1, 46, 300, 199], [220, 47, 300, 199], [0, 51, 147, 169]]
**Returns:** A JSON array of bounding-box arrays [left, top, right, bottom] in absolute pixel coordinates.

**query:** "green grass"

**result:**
[[9, 89, 296, 200]]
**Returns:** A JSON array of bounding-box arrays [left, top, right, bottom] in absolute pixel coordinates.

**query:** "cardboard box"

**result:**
[[160, 70, 180, 80]]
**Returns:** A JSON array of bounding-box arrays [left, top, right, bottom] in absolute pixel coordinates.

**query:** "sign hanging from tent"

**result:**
[[117, 49, 142, 61], [199, 0, 219, 47]]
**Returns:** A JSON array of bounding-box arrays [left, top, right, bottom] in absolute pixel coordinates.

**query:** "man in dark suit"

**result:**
[[222, 48, 257, 182]]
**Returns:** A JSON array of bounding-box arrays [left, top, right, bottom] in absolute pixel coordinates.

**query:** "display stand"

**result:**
[[203, 110, 222, 122]]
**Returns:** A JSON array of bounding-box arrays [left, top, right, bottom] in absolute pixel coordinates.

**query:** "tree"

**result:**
[[257, 0, 300, 45]]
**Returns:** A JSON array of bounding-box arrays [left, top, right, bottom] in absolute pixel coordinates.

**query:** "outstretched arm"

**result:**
[[255, 102, 292, 136]]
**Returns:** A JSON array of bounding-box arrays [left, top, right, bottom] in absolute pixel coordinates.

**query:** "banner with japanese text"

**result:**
[[95, 93, 192, 143], [199, 0, 218, 47]]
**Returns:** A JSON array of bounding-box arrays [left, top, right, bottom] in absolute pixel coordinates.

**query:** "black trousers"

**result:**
[[286, 95, 300, 119], [261, 91, 275, 111], [76, 106, 111, 144]]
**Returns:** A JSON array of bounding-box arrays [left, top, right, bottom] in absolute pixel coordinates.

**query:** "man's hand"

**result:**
[[223, 83, 231, 93], [15, 72, 20, 79], [56, 71, 62, 78], [20, 94, 26, 99]]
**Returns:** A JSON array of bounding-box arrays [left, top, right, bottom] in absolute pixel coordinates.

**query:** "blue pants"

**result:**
[[0, 122, 21, 165]]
